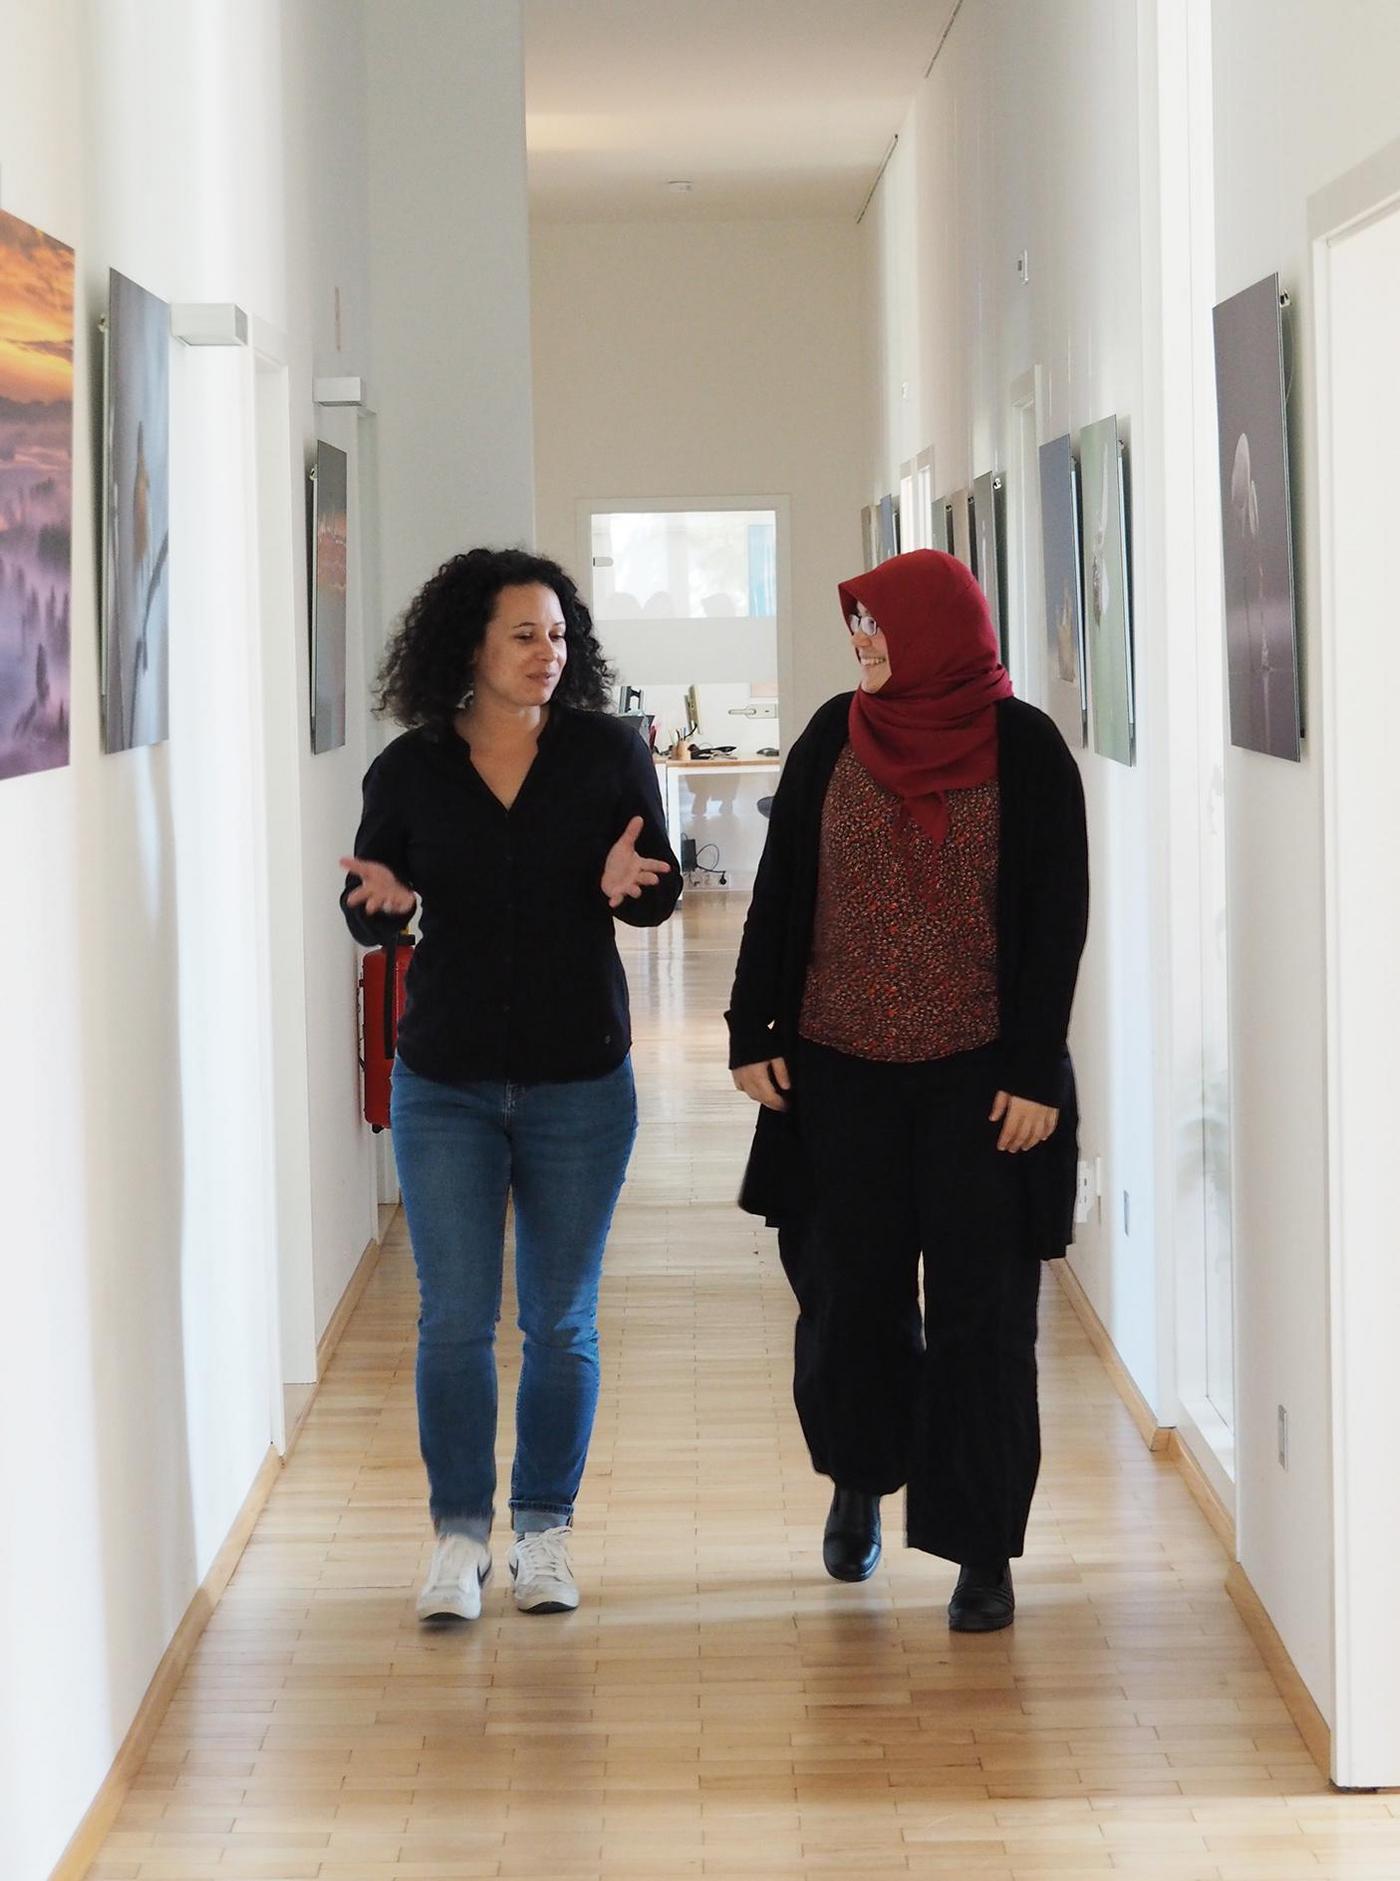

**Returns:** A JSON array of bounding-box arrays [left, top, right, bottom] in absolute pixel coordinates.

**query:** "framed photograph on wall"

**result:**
[[972, 469, 1008, 662], [930, 495, 952, 553], [949, 487, 973, 569], [102, 269, 171, 754], [860, 504, 879, 571], [1038, 433, 1087, 747], [877, 493, 900, 560], [309, 440, 349, 754], [1212, 272, 1302, 760], [1078, 414, 1135, 766], [0, 208, 75, 781]]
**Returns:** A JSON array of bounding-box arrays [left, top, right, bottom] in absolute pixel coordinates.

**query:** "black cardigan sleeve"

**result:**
[[610, 725, 683, 929], [340, 750, 419, 949], [998, 718, 1089, 1107]]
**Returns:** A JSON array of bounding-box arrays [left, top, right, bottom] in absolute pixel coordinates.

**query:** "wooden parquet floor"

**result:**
[[87, 900, 1400, 1879]]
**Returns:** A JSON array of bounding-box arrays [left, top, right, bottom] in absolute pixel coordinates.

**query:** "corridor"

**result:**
[[85, 901, 1390, 1881]]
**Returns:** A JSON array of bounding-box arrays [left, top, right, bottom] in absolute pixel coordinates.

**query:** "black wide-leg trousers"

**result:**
[[778, 1038, 1044, 1565]]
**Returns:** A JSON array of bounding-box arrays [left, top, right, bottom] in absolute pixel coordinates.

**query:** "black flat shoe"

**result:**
[[822, 1488, 881, 1582], [948, 1560, 1014, 1632]]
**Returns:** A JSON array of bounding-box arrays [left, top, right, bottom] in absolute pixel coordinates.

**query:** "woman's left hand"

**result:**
[[990, 1091, 1060, 1153], [602, 815, 673, 909]]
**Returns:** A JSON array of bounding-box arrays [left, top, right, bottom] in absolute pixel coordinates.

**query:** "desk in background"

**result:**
[[656, 756, 780, 891]]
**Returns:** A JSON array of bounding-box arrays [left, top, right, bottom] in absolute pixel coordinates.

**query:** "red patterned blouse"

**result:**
[[798, 744, 1000, 1063]]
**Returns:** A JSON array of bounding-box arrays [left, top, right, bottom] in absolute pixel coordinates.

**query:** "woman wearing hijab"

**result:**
[[727, 548, 1088, 1632]]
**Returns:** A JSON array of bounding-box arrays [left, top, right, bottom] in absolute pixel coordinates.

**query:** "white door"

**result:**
[[1317, 189, 1400, 1787], [580, 499, 787, 892]]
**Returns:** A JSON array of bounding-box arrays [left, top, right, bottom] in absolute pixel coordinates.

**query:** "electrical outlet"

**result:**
[[1277, 1404, 1289, 1469]]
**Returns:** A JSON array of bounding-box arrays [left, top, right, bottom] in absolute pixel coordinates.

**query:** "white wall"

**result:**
[[0, 2, 535, 1872], [0, 9, 289, 1872], [366, 0, 537, 639], [531, 219, 871, 736], [1210, 0, 1400, 1732], [862, 0, 1162, 1410], [861, 0, 1400, 1737], [280, 0, 381, 1345]]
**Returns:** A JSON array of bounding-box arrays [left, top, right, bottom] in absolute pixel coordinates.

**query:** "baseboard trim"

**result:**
[[1164, 1428, 1235, 1553], [1052, 1264, 1234, 1551], [280, 1233, 384, 1456], [49, 1225, 387, 1881], [1226, 1561, 1332, 1778], [1052, 1258, 1331, 1781], [320, 1231, 382, 1371], [48, 1443, 283, 1881], [1051, 1259, 1172, 1452]]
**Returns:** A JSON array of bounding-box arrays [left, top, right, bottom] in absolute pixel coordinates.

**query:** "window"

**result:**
[[590, 510, 776, 623]]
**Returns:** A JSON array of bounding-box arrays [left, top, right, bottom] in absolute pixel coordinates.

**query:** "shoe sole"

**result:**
[[823, 1541, 882, 1583], [509, 1564, 579, 1615], [824, 1556, 880, 1583], [417, 1561, 491, 1622], [948, 1608, 1014, 1633]]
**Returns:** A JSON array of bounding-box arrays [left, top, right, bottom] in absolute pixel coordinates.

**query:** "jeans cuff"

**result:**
[[511, 1503, 573, 1535], [434, 1511, 493, 1544]]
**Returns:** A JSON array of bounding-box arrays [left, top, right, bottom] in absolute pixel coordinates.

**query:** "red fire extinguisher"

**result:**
[[360, 934, 414, 1132]]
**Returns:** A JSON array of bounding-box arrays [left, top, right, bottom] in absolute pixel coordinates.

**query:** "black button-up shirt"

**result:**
[[342, 708, 681, 1084]]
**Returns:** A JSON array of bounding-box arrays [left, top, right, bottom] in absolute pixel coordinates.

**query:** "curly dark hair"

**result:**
[[375, 547, 614, 728]]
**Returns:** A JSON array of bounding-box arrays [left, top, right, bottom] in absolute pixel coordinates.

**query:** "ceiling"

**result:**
[[523, 0, 959, 222]]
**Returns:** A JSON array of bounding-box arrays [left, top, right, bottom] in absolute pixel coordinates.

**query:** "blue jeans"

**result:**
[[390, 1056, 638, 1541]]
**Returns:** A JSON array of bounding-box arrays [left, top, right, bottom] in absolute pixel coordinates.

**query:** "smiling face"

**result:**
[[847, 601, 892, 692], [472, 582, 568, 709]]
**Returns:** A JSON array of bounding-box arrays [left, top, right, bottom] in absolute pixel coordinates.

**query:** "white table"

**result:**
[[655, 757, 781, 890]]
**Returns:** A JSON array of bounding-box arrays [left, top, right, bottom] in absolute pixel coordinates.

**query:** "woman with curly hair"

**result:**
[[340, 547, 680, 1622]]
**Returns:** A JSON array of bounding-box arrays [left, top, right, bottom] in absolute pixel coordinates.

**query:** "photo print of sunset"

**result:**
[[0, 207, 75, 780]]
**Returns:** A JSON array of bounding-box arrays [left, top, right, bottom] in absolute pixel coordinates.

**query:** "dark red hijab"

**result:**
[[839, 548, 1013, 854]]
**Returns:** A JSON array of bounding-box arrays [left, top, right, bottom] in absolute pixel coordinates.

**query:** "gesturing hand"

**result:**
[[732, 1057, 791, 1113], [990, 1091, 1059, 1153], [339, 855, 416, 918], [601, 815, 672, 909]]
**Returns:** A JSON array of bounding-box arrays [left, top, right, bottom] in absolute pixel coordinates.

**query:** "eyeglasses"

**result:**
[[847, 612, 880, 638]]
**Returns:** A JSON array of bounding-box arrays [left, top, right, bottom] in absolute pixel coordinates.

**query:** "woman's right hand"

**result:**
[[339, 855, 416, 918], [732, 1057, 792, 1112]]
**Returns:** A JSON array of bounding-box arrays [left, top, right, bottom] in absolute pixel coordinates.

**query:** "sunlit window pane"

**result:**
[[590, 510, 777, 622]]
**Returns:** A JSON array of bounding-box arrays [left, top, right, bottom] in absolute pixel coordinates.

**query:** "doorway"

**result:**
[[580, 498, 788, 892]]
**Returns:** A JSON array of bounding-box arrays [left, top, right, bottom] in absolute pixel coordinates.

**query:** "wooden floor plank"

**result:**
[[82, 898, 1386, 1881]]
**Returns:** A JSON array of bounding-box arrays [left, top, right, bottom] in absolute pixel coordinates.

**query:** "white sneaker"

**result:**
[[417, 1533, 492, 1621], [508, 1526, 580, 1613]]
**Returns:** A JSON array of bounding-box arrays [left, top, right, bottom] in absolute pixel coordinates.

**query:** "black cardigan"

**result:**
[[725, 693, 1090, 1258]]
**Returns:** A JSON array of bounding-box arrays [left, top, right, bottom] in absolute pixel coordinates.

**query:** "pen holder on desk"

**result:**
[[669, 738, 692, 761]]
